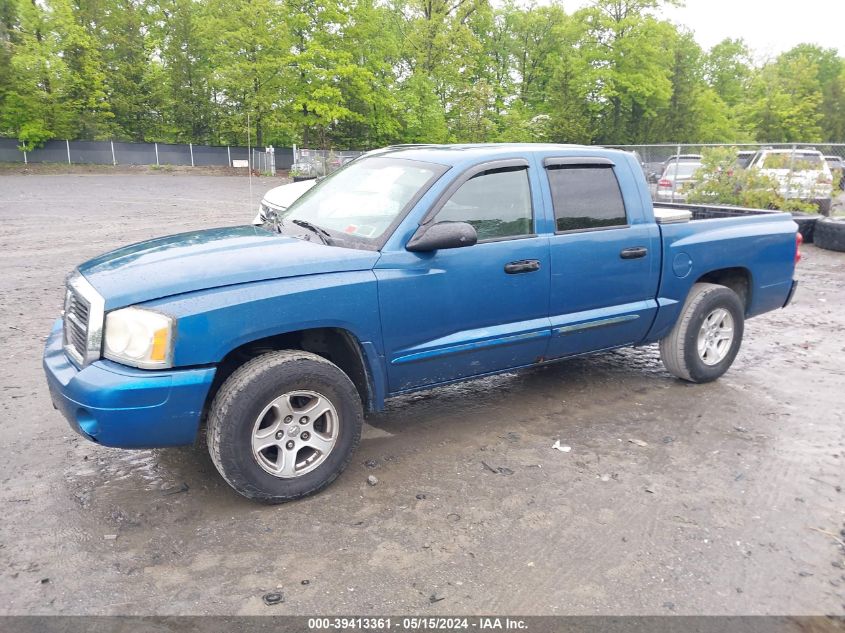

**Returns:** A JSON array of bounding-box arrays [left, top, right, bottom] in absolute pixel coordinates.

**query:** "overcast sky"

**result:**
[[559, 0, 844, 60]]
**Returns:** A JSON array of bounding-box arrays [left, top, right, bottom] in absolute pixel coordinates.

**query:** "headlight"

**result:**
[[259, 200, 284, 223], [104, 307, 174, 369]]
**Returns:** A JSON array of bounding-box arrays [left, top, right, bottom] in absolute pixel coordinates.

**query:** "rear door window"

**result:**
[[546, 165, 628, 232]]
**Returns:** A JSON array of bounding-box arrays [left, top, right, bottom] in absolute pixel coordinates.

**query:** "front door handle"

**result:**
[[620, 247, 648, 260], [504, 259, 541, 274]]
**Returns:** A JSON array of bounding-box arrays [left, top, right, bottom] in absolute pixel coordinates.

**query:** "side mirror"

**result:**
[[406, 221, 478, 253]]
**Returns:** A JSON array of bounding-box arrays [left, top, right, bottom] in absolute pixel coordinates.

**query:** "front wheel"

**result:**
[[207, 350, 363, 503], [659, 283, 745, 383]]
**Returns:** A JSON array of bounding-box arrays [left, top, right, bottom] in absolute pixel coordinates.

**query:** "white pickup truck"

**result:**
[[749, 148, 834, 214]]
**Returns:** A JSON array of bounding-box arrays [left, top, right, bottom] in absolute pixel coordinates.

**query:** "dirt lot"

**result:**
[[0, 174, 843, 616]]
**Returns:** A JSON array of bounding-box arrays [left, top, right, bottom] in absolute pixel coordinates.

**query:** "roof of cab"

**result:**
[[371, 143, 617, 167]]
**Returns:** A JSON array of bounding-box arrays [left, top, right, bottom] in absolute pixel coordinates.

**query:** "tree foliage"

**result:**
[[0, 0, 843, 148]]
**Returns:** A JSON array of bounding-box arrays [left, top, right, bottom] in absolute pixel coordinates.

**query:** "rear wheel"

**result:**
[[208, 350, 363, 503], [659, 283, 745, 383]]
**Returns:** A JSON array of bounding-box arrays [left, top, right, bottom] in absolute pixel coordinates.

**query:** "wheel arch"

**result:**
[[694, 266, 752, 314], [203, 327, 377, 423]]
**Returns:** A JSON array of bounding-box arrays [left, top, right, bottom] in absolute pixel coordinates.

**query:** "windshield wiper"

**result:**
[[290, 219, 334, 245]]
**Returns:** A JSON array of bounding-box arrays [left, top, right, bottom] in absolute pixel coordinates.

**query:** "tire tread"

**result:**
[[814, 217, 845, 253], [659, 283, 741, 383], [207, 350, 361, 503]]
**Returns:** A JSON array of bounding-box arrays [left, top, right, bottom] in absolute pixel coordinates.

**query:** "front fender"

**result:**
[[142, 271, 384, 367]]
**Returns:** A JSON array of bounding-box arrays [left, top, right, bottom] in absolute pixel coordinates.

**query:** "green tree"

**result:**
[[52, 0, 114, 138], [397, 71, 449, 143], [539, 11, 594, 143], [327, 0, 404, 148], [577, 0, 678, 144], [704, 38, 752, 108], [779, 44, 845, 142], [739, 53, 823, 142], [402, 0, 486, 139], [0, 0, 841, 150], [1, 0, 63, 146], [98, 0, 157, 141], [654, 31, 738, 142], [0, 0, 15, 119], [150, 0, 216, 143]]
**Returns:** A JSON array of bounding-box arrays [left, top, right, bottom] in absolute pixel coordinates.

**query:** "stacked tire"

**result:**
[[814, 217, 845, 253], [791, 212, 823, 244]]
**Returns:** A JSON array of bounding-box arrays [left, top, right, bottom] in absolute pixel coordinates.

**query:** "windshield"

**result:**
[[279, 156, 446, 246], [761, 153, 823, 170]]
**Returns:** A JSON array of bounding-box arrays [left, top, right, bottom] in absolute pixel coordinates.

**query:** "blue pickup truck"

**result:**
[[43, 144, 800, 502]]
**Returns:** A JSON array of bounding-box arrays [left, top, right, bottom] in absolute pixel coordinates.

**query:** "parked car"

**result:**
[[749, 148, 833, 214], [253, 179, 317, 225], [655, 160, 703, 202], [44, 144, 800, 503], [661, 153, 702, 169], [735, 150, 756, 170], [256, 147, 424, 223], [644, 162, 664, 184], [824, 155, 845, 191]]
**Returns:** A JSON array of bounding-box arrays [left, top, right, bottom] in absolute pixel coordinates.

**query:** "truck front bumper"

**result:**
[[43, 319, 216, 448]]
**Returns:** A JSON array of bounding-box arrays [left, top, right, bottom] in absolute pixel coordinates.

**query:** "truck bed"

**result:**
[[644, 202, 798, 344]]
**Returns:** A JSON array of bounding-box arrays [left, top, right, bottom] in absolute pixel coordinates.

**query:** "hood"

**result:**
[[263, 179, 317, 209], [78, 226, 380, 309]]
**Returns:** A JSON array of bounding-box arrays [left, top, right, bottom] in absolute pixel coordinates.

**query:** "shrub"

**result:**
[[686, 147, 817, 212]]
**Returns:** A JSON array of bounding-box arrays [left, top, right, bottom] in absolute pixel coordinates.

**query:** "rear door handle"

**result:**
[[620, 247, 648, 259], [504, 259, 541, 274]]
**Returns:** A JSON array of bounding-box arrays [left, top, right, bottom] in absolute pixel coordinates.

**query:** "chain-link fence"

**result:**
[[609, 143, 845, 214], [0, 137, 294, 170], [291, 147, 365, 179]]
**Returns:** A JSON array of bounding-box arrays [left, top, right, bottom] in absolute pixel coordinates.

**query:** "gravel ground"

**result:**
[[0, 174, 843, 616]]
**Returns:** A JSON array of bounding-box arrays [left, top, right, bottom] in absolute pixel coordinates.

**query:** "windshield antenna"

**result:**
[[247, 112, 254, 215]]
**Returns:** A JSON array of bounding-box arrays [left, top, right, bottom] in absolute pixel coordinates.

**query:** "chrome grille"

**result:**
[[64, 287, 90, 363], [62, 273, 104, 368]]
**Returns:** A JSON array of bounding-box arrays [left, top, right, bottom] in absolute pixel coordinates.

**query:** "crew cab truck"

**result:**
[[43, 144, 800, 503]]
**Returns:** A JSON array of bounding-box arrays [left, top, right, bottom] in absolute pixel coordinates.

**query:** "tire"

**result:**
[[814, 217, 845, 253], [815, 198, 832, 216], [791, 212, 822, 244], [659, 283, 745, 383], [208, 350, 363, 503]]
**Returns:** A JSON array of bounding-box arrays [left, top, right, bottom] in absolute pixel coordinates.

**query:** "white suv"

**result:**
[[749, 149, 833, 214]]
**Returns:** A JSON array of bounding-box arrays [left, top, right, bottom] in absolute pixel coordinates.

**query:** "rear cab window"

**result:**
[[760, 152, 824, 171]]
